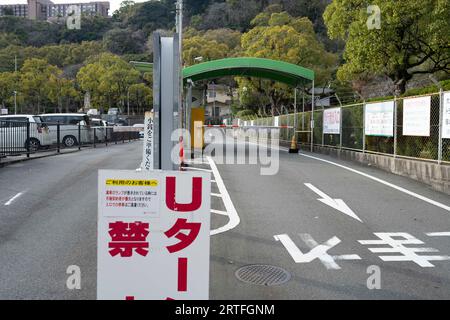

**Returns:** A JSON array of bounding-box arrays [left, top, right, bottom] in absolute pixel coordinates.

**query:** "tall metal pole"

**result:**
[[294, 87, 297, 130], [176, 0, 183, 130], [311, 80, 315, 152], [213, 83, 216, 120], [393, 95, 397, 158], [14, 91, 17, 115], [438, 88, 444, 164], [302, 89, 305, 130], [14, 56, 17, 115], [127, 88, 130, 125]]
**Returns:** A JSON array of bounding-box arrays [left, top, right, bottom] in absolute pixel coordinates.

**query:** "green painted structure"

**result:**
[[131, 57, 315, 86]]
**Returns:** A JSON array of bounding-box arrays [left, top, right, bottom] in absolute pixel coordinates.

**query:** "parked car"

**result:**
[[90, 118, 109, 142], [0, 115, 51, 152], [40, 113, 91, 147], [133, 123, 145, 139]]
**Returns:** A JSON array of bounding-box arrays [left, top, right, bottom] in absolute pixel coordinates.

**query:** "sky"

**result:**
[[0, 0, 149, 15]]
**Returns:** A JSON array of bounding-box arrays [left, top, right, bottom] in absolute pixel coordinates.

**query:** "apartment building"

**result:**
[[0, 0, 110, 20]]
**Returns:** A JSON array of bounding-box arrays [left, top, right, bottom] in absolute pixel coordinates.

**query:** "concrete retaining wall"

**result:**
[[311, 146, 450, 195]]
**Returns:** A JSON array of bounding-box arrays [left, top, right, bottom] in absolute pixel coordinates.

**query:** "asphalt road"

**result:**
[[0, 142, 141, 299], [209, 144, 450, 300], [0, 140, 449, 299]]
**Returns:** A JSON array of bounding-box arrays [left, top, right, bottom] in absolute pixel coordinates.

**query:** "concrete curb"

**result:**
[[0, 140, 140, 168], [0, 149, 80, 168], [311, 146, 450, 195]]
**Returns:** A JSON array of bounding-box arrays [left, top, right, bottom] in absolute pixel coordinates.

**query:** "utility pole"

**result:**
[[14, 56, 17, 115], [127, 89, 130, 117], [176, 0, 183, 130], [14, 91, 17, 115]]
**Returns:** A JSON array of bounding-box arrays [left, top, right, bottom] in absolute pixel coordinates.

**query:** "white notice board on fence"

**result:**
[[323, 107, 341, 134], [364, 101, 394, 137], [97, 170, 211, 300], [403, 96, 431, 137], [442, 92, 450, 139]]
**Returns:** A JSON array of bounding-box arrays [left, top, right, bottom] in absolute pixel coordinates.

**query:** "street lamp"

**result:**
[[127, 88, 130, 117]]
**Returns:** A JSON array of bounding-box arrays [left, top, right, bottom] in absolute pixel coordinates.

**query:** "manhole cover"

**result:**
[[235, 264, 291, 286]]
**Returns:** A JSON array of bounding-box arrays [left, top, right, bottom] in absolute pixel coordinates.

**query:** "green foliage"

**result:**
[[60, 15, 113, 43], [103, 28, 146, 55], [128, 83, 153, 113], [236, 109, 257, 119], [239, 11, 337, 113], [402, 80, 450, 97], [0, 72, 19, 107], [197, 0, 260, 31], [120, 0, 175, 37], [20, 58, 64, 113], [77, 53, 143, 111], [0, 16, 61, 47], [323, 0, 450, 93], [0, 41, 106, 73], [183, 35, 230, 66]]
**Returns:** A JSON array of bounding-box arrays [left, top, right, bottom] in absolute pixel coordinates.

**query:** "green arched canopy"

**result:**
[[130, 57, 315, 86], [182, 57, 314, 86]]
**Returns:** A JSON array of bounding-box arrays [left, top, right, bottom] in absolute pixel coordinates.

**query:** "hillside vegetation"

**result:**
[[0, 0, 448, 115]]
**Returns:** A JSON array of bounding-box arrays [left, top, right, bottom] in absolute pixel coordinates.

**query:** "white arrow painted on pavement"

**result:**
[[304, 183, 362, 222]]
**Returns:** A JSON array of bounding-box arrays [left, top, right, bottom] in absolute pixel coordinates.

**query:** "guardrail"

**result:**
[[0, 120, 141, 163]]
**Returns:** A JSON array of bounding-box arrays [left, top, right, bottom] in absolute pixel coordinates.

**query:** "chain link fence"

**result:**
[[240, 91, 450, 165]]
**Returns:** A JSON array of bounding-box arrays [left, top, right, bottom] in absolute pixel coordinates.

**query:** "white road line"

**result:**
[[299, 153, 450, 213], [426, 232, 450, 237], [207, 156, 240, 236], [211, 193, 222, 198], [4, 192, 24, 206], [211, 180, 217, 183], [211, 209, 228, 216], [184, 159, 209, 165], [185, 167, 213, 173]]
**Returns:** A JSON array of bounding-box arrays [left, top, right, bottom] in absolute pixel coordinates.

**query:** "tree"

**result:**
[[103, 28, 146, 55], [48, 75, 79, 113], [0, 71, 18, 108], [20, 58, 61, 114], [240, 11, 337, 114], [77, 53, 141, 111], [203, 28, 242, 51], [60, 15, 112, 43], [183, 35, 230, 66], [112, 1, 136, 20], [323, 0, 450, 93], [128, 83, 153, 114], [198, 0, 260, 31], [124, 1, 175, 37]]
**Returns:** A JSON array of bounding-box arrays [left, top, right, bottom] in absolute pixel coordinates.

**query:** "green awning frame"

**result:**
[[131, 57, 315, 87], [130, 61, 153, 73], [182, 57, 314, 86]]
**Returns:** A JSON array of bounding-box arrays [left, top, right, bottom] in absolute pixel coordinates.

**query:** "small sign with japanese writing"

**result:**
[[97, 169, 211, 300]]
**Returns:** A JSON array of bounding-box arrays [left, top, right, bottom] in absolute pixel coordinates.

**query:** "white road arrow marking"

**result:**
[[4, 192, 24, 206], [304, 183, 363, 222]]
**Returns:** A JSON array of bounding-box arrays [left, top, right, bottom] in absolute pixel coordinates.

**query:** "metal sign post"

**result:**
[[152, 32, 181, 170]]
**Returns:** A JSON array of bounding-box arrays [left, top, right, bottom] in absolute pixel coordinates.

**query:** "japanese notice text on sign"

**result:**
[[97, 169, 211, 300]]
